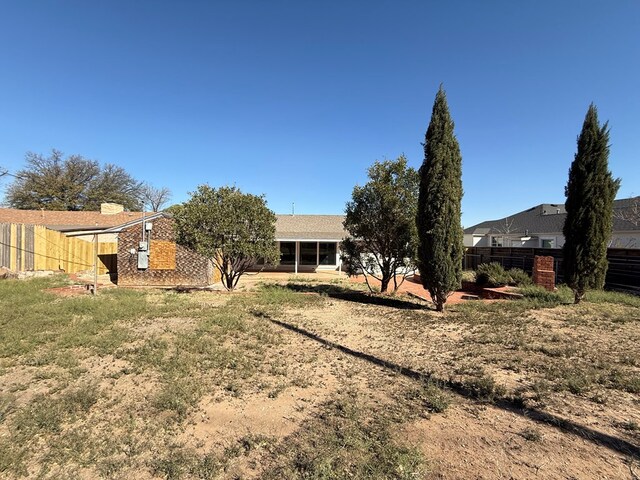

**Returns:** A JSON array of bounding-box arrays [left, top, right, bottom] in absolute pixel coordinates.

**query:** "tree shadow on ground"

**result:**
[[283, 282, 427, 310], [258, 312, 640, 460]]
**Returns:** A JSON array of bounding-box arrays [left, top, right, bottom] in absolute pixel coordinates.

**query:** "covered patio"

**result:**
[[257, 214, 346, 273]]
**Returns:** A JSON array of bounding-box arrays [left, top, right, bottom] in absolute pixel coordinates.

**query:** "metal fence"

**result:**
[[465, 247, 640, 294]]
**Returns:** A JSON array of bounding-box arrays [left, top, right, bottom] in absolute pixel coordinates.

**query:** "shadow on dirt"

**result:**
[[258, 312, 640, 460], [283, 282, 427, 310]]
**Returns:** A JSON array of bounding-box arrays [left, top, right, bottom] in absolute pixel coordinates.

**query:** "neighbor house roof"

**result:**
[[0, 208, 145, 232], [275, 214, 346, 240], [465, 198, 640, 236]]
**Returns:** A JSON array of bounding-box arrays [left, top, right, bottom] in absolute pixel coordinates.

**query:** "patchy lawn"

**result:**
[[0, 275, 638, 479]]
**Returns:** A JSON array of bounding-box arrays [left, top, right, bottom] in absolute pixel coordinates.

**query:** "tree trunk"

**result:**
[[434, 291, 446, 312], [380, 276, 390, 293], [225, 274, 235, 291]]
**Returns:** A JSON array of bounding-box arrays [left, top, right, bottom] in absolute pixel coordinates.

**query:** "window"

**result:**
[[541, 238, 555, 248], [299, 242, 317, 265], [491, 236, 503, 247], [319, 242, 337, 265], [280, 242, 296, 265]]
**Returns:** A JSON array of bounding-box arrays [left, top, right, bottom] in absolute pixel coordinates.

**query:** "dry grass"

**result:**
[[0, 275, 638, 479]]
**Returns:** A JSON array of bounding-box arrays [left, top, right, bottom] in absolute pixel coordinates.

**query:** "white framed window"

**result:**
[[540, 237, 555, 248], [319, 242, 337, 265], [491, 236, 504, 247], [280, 242, 296, 264]]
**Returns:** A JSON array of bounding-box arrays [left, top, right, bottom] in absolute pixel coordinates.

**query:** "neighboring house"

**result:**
[[0, 203, 144, 242], [464, 197, 640, 249], [0, 203, 143, 274], [257, 214, 347, 273]]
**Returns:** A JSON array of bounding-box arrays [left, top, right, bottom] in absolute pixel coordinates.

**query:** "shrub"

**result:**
[[461, 270, 476, 283], [518, 285, 563, 303], [475, 263, 510, 287], [508, 268, 532, 287], [476, 264, 533, 288]]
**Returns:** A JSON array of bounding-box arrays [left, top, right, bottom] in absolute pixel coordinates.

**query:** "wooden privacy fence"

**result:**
[[0, 223, 117, 274], [465, 246, 640, 293]]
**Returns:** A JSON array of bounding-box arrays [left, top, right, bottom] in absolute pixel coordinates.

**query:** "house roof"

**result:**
[[97, 212, 168, 234], [275, 214, 346, 240], [464, 198, 639, 236], [91, 212, 348, 241], [0, 208, 145, 232]]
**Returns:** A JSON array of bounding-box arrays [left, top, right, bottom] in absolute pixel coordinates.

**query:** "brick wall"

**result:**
[[532, 255, 555, 291], [117, 216, 215, 286]]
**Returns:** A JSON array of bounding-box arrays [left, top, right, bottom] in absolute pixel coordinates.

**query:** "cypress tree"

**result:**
[[563, 104, 620, 304], [417, 86, 464, 311]]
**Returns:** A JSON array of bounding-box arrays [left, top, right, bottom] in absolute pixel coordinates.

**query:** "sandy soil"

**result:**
[[211, 281, 639, 479], [3, 274, 638, 479]]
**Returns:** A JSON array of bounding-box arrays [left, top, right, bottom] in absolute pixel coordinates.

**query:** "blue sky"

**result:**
[[0, 1, 638, 227]]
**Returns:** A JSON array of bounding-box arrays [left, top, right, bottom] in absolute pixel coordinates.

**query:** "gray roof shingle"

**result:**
[[275, 214, 346, 240], [464, 198, 640, 235]]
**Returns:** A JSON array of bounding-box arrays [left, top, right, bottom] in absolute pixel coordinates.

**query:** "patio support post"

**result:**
[[295, 241, 298, 275], [93, 233, 98, 296]]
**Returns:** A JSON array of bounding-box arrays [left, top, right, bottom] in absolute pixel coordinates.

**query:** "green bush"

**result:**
[[508, 268, 532, 287], [475, 263, 510, 287], [461, 270, 476, 283], [518, 285, 564, 303], [475, 263, 532, 287]]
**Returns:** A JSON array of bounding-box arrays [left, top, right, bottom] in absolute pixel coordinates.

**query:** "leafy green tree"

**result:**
[[4, 150, 144, 211], [173, 185, 279, 290], [417, 86, 464, 311], [84, 163, 145, 211], [563, 104, 620, 304], [341, 155, 419, 293]]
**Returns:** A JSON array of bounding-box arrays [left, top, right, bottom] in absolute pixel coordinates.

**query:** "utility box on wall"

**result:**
[[137, 241, 149, 270], [117, 214, 216, 286]]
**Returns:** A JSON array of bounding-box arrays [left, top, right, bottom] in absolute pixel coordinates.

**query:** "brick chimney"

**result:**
[[100, 203, 125, 215]]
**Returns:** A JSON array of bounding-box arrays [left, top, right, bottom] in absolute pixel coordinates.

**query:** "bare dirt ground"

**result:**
[[0, 274, 638, 479], [267, 296, 639, 479]]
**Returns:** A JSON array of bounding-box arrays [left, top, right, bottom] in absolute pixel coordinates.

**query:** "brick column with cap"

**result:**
[[532, 255, 555, 291]]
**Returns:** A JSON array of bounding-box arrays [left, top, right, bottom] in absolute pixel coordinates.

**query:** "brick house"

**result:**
[[115, 213, 347, 284], [113, 213, 216, 287]]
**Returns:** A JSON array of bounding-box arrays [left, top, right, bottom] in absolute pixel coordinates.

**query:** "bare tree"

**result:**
[[140, 184, 172, 212], [497, 217, 517, 235], [613, 196, 640, 227]]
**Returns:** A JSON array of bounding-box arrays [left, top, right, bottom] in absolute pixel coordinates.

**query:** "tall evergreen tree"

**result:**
[[417, 86, 464, 311], [563, 104, 620, 303]]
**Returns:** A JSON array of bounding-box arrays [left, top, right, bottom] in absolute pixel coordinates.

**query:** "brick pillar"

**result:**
[[532, 255, 555, 291]]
